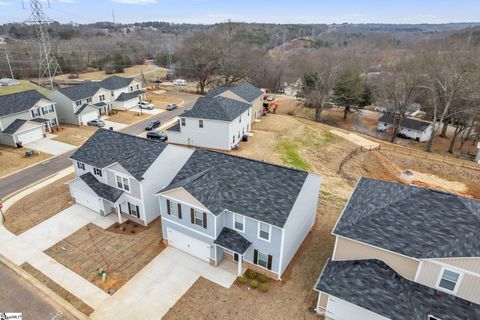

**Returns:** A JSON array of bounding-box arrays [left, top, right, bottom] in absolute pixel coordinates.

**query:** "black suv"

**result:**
[[146, 130, 168, 142], [145, 119, 161, 130]]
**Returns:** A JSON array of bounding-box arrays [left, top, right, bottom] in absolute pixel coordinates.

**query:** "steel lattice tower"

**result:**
[[25, 0, 64, 89]]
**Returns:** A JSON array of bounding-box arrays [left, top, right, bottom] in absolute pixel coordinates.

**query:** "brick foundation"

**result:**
[[162, 239, 169, 246], [223, 252, 279, 280]]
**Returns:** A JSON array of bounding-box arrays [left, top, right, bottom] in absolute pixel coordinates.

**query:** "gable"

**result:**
[[218, 90, 248, 103], [161, 187, 208, 211]]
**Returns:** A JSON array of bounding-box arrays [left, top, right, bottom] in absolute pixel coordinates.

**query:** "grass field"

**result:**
[[0, 80, 51, 96], [57, 65, 167, 82]]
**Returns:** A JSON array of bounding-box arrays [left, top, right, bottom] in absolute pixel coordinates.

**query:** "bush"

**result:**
[[260, 283, 269, 292], [250, 280, 258, 289], [247, 270, 257, 279], [239, 276, 247, 284], [258, 274, 269, 283]]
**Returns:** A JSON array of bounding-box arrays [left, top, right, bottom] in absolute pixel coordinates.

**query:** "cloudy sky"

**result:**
[[0, 0, 479, 24]]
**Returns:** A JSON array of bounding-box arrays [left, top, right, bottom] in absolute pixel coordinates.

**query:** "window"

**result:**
[[93, 168, 102, 177], [111, 91, 114, 97], [136, 84, 139, 90], [254, 250, 272, 270], [86, 98, 92, 103], [438, 268, 461, 292], [199, 120, 203, 128], [42, 105, 54, 115], [99, 94, 105, 101], [181, 118, 186, 126], [194, 210, 203, 226], [258, 222, 270, 241], [191, 209, 207, 229], [167, 200, 181, 218], [130, 86, 134, 92], [233, 213, 244, 232], [239, 116, 241, 123], [115, 175, 130, 191], [428, 316, 441, 320], [247, 109, 250, 116], [238, 132, 240, 139], [232, 135, 235, 143], [31, 108, 40, 118], [128, 202, 140, 218], [50, 118, 57, 126], [77, 162, 85, 170], [75, 100, 82, 106]]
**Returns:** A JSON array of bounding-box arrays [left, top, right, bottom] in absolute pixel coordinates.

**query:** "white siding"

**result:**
[[168, 117, 232, 150]]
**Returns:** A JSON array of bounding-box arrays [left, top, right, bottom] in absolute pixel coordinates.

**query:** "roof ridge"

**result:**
[[96, 128, 165, 144]]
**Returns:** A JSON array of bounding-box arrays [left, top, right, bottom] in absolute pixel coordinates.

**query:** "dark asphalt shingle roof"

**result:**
[[100, 76, 134, 90], [58, 82, 102, 101], [30, 117, 49, 123], [0, 90, 51, 118], [166, 121, 181, 132], [379, 114, 431, 132], [2, 119, 27, 134], [334, 178, 480, 259], [160, 149, 309, 227], [207, 82, 263, 103], [316, 259, 480, 320], [71, 129, 168, 181], [80, 172, 123, 203], [115, 90, 143, 102], [214, 227, 252, 254], [93, 102, 107, 108], [74, 104, 90, 115], [183, 96, 251, 121]]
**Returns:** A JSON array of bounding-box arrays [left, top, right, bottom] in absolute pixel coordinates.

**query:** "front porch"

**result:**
[[214, 227, 252, 277]]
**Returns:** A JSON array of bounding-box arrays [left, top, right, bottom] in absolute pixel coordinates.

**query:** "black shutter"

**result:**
[[166, 199, 171, 215], [190, 208, 194, 224], [267, 255, 272, 270], [253, 249, 258, 265], [202, 212, 207, 229], [128, 202, 131, 214], [135, 205, 140, 218], [178, 203, 182, 219]]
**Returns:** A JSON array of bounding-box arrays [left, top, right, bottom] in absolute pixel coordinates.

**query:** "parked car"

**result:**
[[173, 79, 187, 86], [87, 119, 105, 127], [166, 103, 178, 111], [138, 101, 154, 110], [153, 80, 163, 84], [145, 119, 161, 131], [146, 130, 168, 142]]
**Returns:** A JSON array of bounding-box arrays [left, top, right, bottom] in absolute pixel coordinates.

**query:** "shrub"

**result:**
[[260, 283, 269, 292], [258, 274, 269, 283], [247, 270, 257, 279], [239, 276, 247, 284], [250, 280, 258, 289]]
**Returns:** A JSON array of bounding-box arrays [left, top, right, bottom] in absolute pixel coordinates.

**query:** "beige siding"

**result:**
[[416, 260, 442, 287], [318, 292, 329, 309], [333, 237, 419, 280], [219, 91, 248, 103], [434, 258, 480, 274], [162, 188, 208, 210]]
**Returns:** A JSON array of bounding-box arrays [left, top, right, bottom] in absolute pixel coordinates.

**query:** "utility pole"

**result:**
[[24, 0, 65, 90], [2, 46, 14, 79]]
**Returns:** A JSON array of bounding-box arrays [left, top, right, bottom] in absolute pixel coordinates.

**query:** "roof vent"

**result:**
[[400, 170, 414, 183]]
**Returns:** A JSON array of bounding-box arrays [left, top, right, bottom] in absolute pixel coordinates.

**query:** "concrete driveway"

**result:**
[[130, 107, 163, 115], [102, 120, 127, 131], [25, 137, 76, 156], [92, 247, 237, 320]]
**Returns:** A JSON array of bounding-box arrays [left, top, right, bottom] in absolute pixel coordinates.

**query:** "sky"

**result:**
[[0, 0, 479, 25]]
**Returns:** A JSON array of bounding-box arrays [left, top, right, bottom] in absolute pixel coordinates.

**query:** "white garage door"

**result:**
[[81, 111, 98, 125], [72, 188, 101, 213], [125, 99, 139, 110], [326, 296, 389, 320], [16, 127, 43, 145], [167, 228, 210, 262]]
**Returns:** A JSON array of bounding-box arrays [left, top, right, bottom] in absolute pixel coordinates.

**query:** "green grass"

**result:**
[[277, 138, 310, 171], [0, 80, 51, 96]]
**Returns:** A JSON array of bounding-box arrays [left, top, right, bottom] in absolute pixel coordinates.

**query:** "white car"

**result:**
[[138, 101, 155, 110], [173, 79, 187, 86]]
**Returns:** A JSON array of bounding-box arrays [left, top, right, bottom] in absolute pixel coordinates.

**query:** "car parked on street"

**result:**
[[146, 130, 168, 142], [87, 119, 105, 127], [138, 101, 155, 110], [145, 119, 161, 131], [173, 79, 187, 86], [166, 103, 178, 111]]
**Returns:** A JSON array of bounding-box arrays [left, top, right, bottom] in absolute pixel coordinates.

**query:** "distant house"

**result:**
[[314, 178, 480, 320], [0, 90, 58, 147], [377, 114, 432, 142], [100, 75, 143, 111]]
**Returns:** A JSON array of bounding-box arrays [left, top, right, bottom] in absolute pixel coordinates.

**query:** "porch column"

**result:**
[[237, 254, 242, 277], [116, 204, 122, 223]]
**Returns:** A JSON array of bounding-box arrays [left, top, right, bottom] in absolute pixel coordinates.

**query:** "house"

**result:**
[[377, 114, 432, 142], [314, 178, 480, 320], [68, 129, 194, 226], [100, 75, 143, 111], [50, 81, 110, 125], [156, 149, 321, 279], [0, 90, 58, 147], [476, 142, 480, 164], [167, 95, 252, 150]]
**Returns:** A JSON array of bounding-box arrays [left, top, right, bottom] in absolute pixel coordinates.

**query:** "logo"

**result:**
[[0, 313, 22, 320]]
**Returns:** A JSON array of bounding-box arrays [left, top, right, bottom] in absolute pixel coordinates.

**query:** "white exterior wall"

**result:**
[[228, 108, 252, 149], [251, 95, 263, 121], [399, 125, 432, 142], [0, 99, 57, 131], [50, 91, 79, 125], [168, 117, 231, 150]]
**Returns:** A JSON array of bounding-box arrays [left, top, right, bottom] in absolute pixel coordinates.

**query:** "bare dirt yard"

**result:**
[[44, 218, 164, 293], [105, 110, 151, 124], [4, 174, 75, 235], [144, 91, 184, 109], [52, 125, 97, 146], [0, 145, 52, 178], [56, 64, 166, 82]]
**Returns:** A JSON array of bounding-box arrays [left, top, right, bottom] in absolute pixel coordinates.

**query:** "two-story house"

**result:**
[[314, 178, 480, 320], [68, 129, 194, 225], [100, 75, 143, 111], [50, 81, 111, 125], [156, 149, 321, 279], [378, 113, 433, 142], [167, 95, 252, 151], [0, 90, 58, 147]]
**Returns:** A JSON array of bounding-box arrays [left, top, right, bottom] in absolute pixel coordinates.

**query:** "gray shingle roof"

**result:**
[[315, 259, 480, 320], [207, 82, 263, 103], [183, 96, 251, 121], [2, 119, 27, 134], [74, 104, 90, 115], [30, 118, 49, 123], [58, 82, 102, 101], [166, 121, 181, 132], [115, 90, 142, 102], [0, 90, 51, 117], [80, 172, 123, 203], [333, 178, 480, 259], [93, 102, 107, 108], [71, 129, 168, 181], [214, 227, 252, 254], [379, 114, 431, 132], [100, 76, 134, 90], [160, 149, 309, 227]]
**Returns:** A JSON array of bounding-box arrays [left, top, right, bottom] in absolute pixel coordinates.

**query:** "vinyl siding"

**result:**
[[434, 257, 480, 274], [167, 117, 231, 150], [161, 188, 208, 211], [415, 260, 442, 286], [106, 164, 141, 200]]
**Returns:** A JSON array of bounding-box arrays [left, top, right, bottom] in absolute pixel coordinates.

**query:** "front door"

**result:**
[[233, 253, 239, 262]]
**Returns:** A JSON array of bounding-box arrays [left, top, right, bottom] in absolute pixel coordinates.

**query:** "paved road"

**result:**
[[0, 91, 197, 199], [0, 262, 76, 319]]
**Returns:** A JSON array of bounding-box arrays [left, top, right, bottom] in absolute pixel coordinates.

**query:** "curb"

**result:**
[[0, 254, 89, 320]]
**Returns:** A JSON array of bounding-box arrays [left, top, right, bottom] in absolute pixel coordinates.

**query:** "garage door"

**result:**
[[16, 127, 43, 145], [326, 296, 389, 320], [80, 111, 98, 125], [167, 228, 210, 262], [72, 188, 101, 213]]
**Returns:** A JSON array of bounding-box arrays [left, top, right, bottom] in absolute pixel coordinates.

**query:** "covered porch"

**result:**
[[214, 227, 252, 277]]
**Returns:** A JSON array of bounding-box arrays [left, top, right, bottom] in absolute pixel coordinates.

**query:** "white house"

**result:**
[[100, 75, 143, 111], [377, 114, 433, 142]]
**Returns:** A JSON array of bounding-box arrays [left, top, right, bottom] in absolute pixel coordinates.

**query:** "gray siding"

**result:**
[[106, 165, 141, 200], [50, 91, 79, 125]]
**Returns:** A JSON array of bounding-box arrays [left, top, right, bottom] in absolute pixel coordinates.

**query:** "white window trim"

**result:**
[[233, 213, 245, 233], [435, 266, 463, 294], [169, 200, 179, 218], [115, 173, 131, 193], [428, 315, 441, 320], [257, 250, 269, 269], [194, 209, 204, 227], [93, 167, 102, 176], [257, 222, 271, 242]]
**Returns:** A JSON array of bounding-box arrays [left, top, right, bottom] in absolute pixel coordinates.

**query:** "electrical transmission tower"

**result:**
[[24, 0, 64, 89]]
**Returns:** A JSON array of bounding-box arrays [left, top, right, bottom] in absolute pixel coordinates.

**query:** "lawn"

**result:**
[[52, 125, 97, 146], [44, 218, 164, 293], [145, 92, 184, 109], [105, 110, 151, 124], [0, 145, 52, 178], [0, 80, 51, 96], [57, 64, 166, 82], [3, 173, 75, 235]]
